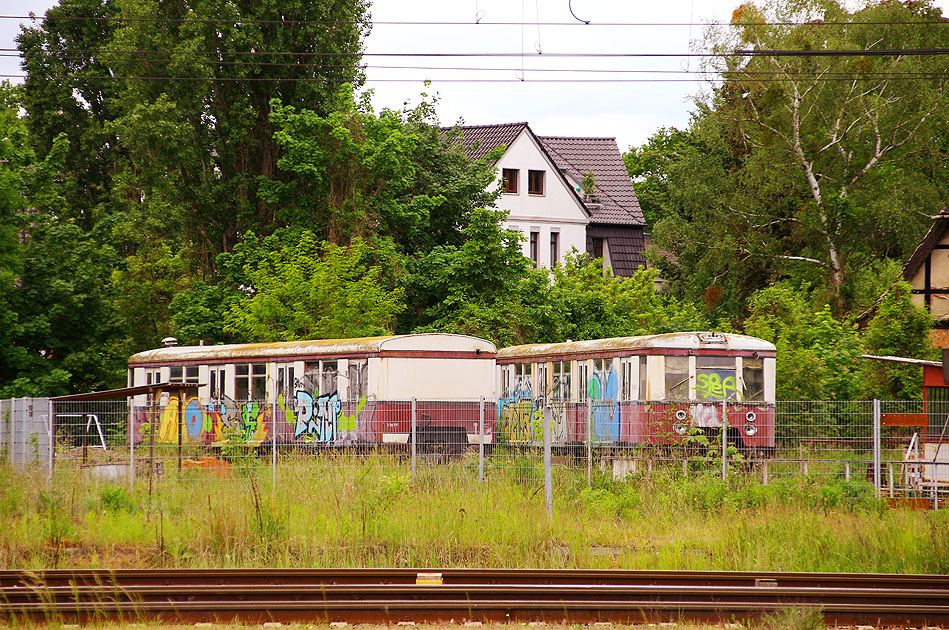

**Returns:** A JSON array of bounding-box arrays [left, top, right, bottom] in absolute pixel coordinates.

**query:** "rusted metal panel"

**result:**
[[881, 413, 929, 426]]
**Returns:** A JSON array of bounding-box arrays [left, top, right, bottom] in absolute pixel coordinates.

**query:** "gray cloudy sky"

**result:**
[[3, 1, 947, 151]]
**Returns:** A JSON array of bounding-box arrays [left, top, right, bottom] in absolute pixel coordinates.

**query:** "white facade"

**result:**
[[492, 129, 589, 269]]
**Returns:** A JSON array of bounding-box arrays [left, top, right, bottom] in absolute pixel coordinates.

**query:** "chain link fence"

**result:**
[[2, 397, 946, 508]]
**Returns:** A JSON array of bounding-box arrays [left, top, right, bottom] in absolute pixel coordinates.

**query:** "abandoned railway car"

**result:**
[[496, 332, 777, 454], [127, 334, 498, 448]]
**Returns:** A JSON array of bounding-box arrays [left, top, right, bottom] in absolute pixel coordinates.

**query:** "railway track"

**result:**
[[1, 568, 946, 626]]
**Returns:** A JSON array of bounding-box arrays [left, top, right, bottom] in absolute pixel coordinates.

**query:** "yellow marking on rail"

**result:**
[[416, 572, 443, 585]]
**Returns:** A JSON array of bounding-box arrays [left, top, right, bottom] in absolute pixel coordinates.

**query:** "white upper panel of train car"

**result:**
[[129, 333, 497, 365], [497, 332, 776, 361]]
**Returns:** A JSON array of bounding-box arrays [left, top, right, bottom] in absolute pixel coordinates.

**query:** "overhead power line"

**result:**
[[1, 73, 945, 83], [2, 14, 948, 27], [8, 47, 949, 58], [2, 53, 946, 78]]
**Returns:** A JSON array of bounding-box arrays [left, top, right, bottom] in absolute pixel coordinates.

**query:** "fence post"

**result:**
[[586, 399, 593, 488], [478, 397, 485, 484], [128, 397, 134, 490], [272, 397, 277, 493], [411, 398, 417, 482], [48, 398, 54, 484], [872, 399, 881, 498], [543, 405, 552, 517], [721, 399, 728, 480]]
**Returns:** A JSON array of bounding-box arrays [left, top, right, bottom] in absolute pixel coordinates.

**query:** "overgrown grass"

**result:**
[[0, 456, 946, 572]]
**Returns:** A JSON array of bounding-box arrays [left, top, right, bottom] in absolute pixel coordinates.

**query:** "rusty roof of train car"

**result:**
[[129, 334, 497, 364], [497, 332, 776, 360]]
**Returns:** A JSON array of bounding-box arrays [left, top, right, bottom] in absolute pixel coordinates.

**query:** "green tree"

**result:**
[[404, 208, 534, 347], [541, 254, 709, 342], [224, 232, 404, 342], [649, 0, 949, 318], [266, 89, 500, 252], [704, 0, 949, 310], [623, 126, 692, 229], [862, 281, 934, 399], [743, 283, 865, 400]]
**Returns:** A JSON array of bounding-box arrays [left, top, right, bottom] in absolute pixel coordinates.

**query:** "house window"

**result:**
[[592, 237, 604, 259], [550, 232, 559, 267], [528, 170, 545, 195], [529, 231, 539, 268], [502, 168, 519, 193]]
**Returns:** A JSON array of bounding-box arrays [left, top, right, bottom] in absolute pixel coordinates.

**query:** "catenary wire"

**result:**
[[7, 47, 949, 57], [1, 74, 945, 83], [2, 15, 949, 26]]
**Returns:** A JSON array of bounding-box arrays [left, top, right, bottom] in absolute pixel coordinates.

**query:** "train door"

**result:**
[[590, 357, 619, 442]]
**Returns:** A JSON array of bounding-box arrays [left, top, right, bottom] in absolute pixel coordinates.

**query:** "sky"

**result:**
[[3, 1, 948, 151]]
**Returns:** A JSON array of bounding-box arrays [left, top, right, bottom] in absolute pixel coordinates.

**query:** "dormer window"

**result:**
[[502, 168, 519, 193], [528, 170, 545, 195]]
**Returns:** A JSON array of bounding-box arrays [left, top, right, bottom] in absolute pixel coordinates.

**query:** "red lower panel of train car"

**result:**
[[562, 401, 775, 450], [372, 400, 497, 446]]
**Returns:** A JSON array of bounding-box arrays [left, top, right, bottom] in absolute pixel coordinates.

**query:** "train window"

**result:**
[[552, 361, 570, 401], [536, 363, 547, 399], [664, 356, 689, 400], [252, 364, 266, 399], [236, 364, 267, 400], [322, 361, 338, 395], [621, 358, 633, 401], [348, 359, 368, 402], [514, 363, 533, 396], [235, 364, 250, 399], [695, 356, 738, 401], [145, 368, 160, 386], [578, 362, 589, 401], [277, 365, 295, 401], [639, 356, 648, 401], [741, 358, 765, 402], [169, 366, 197, 384], [501, 366, 513, 398], [209, 367, 226, 399]]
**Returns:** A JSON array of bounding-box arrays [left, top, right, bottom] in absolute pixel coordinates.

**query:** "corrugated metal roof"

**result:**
[[129, 334, 497, 364], [444, 122, 528, 161], [537, 136, 645, 226], [499, 332, 776, 360]]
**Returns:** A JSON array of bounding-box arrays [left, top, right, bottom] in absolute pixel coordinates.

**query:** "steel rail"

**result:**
[[0, 569, 946, 627], [3, 567, 948, 588]]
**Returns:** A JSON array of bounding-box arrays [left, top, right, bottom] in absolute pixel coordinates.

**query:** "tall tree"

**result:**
[[651, 0, 949, 315]]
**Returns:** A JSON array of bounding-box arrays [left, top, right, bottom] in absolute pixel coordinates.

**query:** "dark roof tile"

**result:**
[[538, 136, 644, 226], [444, 122, 528, 161]]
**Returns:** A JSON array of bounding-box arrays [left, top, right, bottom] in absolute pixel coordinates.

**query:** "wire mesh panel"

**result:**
[[771, 401, 875, 483]]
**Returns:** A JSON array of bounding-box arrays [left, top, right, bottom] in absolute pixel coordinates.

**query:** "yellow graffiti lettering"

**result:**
[[695, 373, 737, 400], [158, 397, 179, 443]]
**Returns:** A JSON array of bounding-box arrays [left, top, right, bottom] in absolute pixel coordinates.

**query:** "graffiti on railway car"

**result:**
[[293, 391, 341, 440], [588, 365, 619, 442], [156, 395, 269, 443]]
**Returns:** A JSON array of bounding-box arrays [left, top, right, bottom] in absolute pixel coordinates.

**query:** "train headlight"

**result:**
[[744, 424, 758, 437], [673, 423, 689, 436], [674, 409, 688, 421], [745, 411, 757, 423]]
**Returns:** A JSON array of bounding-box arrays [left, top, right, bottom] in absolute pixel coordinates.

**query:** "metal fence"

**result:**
[[2, 397, 947, 508]]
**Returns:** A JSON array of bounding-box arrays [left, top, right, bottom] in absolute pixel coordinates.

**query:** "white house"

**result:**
[[447, 122, 647, 276]]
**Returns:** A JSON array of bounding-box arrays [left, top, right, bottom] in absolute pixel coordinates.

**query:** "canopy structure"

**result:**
[[52, 382, 202, 402]]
